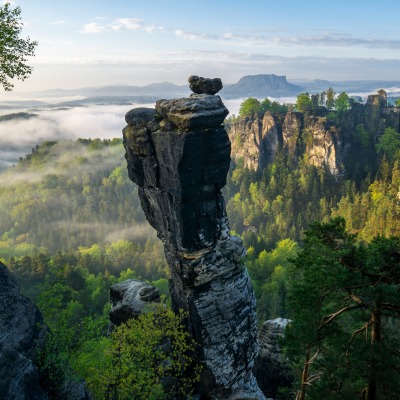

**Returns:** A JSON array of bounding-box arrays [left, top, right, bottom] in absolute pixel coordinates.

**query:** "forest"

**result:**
[[1, 90, 400, 398]]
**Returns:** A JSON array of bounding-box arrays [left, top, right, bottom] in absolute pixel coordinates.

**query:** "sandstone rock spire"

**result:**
[[122, 77, 264, 399]]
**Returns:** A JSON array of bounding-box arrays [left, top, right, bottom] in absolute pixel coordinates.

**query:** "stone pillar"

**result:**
[[122, 77, 264, 399]]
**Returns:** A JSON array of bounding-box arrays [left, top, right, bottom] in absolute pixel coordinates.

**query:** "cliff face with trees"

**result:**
[[228, 90, 400, 179]]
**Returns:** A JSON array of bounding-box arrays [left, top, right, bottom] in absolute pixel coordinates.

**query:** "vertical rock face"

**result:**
[[282, 112, 301, 158], [0, 261, 49, 400], [228, 112, 281, 171], [304, 117, 343, 176], [254, 319, 293, 399], [228, 111, 344, 176], [123, 78, 264, 399]]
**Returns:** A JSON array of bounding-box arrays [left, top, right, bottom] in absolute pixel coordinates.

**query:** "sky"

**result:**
[[3, 0, 400, 93]]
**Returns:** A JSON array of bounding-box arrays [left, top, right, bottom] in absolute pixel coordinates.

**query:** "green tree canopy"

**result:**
[[107, 305, 201, 400], [259, 98, 271, 115], [286, 218, 400, 400], [0, 2, 37, 90], [238, 97, 260, 117], [376, 127, 400, 160], [354, 124, 371, 149], [326, 87, 335, 110], [334, 92, 351, 112], [295, 93, 313, 113]]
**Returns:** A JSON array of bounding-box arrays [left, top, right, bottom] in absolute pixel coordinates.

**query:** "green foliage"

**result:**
[[354, 123, 371, 149], [238, 97, 260, 117], [259, 98, 271, 115], [36, 283, 109, 398], [0, 139, 167, 280], [326, 87, 335, 110], [237, 97, 288, 119], [376, 127, 400, 160], [226, 151, 336, 251], [295, 93, 313, 113], [37, 274, 199, 400], [106, 305, 201, 400], [248, 238, 299, 321], [285, 218, 400, 399], [334, 91, 351, 112], [395, 98, 400, 107], [0, 2, 38, 90]]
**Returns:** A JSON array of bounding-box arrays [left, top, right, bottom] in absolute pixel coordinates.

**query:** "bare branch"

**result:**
[[319, 304, 363, 330]]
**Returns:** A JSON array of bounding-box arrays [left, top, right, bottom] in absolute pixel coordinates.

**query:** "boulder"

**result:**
[[155, 94, 229, 130], [254, 318, 293, 398], [188, 75, 223, 95], [109, 280, 161, 326]]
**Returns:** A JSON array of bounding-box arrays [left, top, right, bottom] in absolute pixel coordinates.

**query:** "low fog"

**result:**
[[0, 99, 244, 168], [0, 102, 152, 168]]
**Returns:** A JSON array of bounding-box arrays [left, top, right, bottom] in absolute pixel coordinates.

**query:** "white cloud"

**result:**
[[111, 18, 143, 31], [81, 18, 163, 34], [81, 22, 106, 34], [174, 28, 400, 50]]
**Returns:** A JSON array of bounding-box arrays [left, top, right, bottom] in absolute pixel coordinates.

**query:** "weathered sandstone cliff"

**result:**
[[229, 111, 343, 176], [228, 90, 400, 177], [122, 77, 264, 399]]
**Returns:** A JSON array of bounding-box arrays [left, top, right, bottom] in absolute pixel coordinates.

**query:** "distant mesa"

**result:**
[[188, 75, 223, 95], [222, 74, 303, 98]]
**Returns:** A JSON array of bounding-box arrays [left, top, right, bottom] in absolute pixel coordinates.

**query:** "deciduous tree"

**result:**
[[0, 2, 37, 91], [326, 87, 335, 110], [295, 93, 313, 113]]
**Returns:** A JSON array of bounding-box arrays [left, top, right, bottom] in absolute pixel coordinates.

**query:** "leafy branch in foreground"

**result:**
[[0, 2, 38, 90], [106, 305, 201, 400]]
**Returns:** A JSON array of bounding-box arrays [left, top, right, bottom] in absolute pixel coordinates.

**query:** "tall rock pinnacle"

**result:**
[[122, 77, 264, 399]]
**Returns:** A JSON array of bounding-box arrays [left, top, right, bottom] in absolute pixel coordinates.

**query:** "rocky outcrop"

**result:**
[[229, 112, 282, 171], [109, 280, 161, 326], [363, 90, 388, 139], [304, 117, 342, 176], [282, 112, 301, 158], [229, 111, 344, 176], [189, 75, 223, 95], [0, 261, 49, 400], [254, 319, 293, 399], [122, 78, 264, 399]]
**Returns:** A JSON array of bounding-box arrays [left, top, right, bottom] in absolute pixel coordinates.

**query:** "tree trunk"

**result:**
[[367, 307, 381, 400], [298, 345, 311, 400]]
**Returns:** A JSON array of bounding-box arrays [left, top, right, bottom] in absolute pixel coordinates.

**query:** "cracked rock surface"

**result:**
[[122, 79, 264, 399]]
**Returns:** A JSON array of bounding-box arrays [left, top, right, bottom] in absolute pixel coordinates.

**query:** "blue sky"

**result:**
[[8, 0, 400, 91]]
